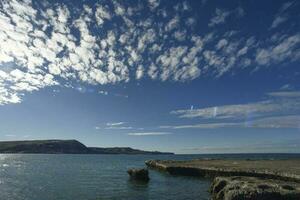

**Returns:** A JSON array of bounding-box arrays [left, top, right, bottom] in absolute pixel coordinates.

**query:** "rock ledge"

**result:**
[[210, 176, 300, 200]]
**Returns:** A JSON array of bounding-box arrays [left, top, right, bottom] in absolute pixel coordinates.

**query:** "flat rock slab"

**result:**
[[145, 159, 300, 182], [210, 176, 300, 200]]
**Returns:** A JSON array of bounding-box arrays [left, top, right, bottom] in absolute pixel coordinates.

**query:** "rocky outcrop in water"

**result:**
[[210, 176, 300, 200], [127, 168, 150, 181]]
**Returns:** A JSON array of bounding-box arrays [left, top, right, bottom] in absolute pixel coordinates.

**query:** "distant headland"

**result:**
[[0, 140, 174, 155]]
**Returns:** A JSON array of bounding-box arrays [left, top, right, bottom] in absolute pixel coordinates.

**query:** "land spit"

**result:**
[[145, 159, 300, 200]]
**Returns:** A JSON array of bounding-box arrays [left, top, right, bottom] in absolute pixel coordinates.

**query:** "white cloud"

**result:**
[[268, 91, 300, 98], [106, 122, 126, 126], [98, 90, 108, 95], [182, 140, 300, 153], [95, 121, 134, 130], [173, 30, 186, 41], [95, 5, 111, 25], [95, 122, 146, 131], [113, 2, 125, 16], [167, 90, 300, 130], [270, 1, 294, 29], [161, 115, 300, 129], [148, 0, 160, 11], [147, 64, 158, 79], [255, 34, 300, 66], [0, 0, 299, 106], [216, 39, 228, 49], [280, 2, 294, 12], [171, 91, 300, 120], [208, 7, 245, 27], [271, 15, 288, 29], [186, 17, 196, 26], [136, 65, 144, 80], [105, 126, 133, 130], [5, 134, 16, 137], [165, 15, 180, 32], [208, 8, 230, 27], [128, 132, 172, 136], [236, 6, 245, 17], [280, 84, 293, 91]]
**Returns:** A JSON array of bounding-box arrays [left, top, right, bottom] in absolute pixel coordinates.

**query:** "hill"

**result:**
[[0, 140, 173, 155]]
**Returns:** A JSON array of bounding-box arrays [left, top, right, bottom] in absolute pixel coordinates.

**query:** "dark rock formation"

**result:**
[[210, 176, 300, 200], [127, 168, 150, 181], [0, 140, 174, 155]]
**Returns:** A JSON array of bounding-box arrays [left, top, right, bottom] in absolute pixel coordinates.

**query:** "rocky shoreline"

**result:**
[[210, 176, 300, 200], [145, 159, 300, 200]]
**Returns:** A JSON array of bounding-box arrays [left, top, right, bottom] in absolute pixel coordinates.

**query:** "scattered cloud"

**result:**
[[280, 84, 293, 91], [280, 2, 294, 12], [98, 90, 108, 95], [161, 115, 300, 129], [208, 7, 244, 27], [0, 0, 299, 105], [168, 90, 300, 129], [236, 6, 245, 17], [106, 122, 126, 126], [255, 33, 300, 66], [182, 140, 300, 153], [268, 91, 300, 98], [171, 90, 300, 120], [270, 1, 294, 29], [95, 122, 145, 130], [208, 8, 231, 27], [148, 0, 160, 11], [271, 15, 288, 29], [105, 126, 133, 130], [128, 132, 172, 136], [5, 134, 16, 137]]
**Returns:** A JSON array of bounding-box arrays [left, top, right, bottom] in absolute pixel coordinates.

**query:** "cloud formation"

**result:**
[[106, 122, 126, 126], [169, 91, 300, 129], [171, 91, 300, 120], [182, 140, 300, 153], [162, 115, 300, 129], [0, 0, 299, 105], [95, 121, 145, 130], [270, 1, 294, 29], [128, 132, 172, 136]]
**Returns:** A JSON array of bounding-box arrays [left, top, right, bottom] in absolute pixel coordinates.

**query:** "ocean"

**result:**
[[0, 153, 299, 200]]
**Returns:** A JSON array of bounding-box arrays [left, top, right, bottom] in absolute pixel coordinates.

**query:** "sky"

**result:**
[[0, 0, 300, 154]]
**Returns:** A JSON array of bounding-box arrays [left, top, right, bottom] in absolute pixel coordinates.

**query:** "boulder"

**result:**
[[127, 168, 149, 181], [210, 176, 300, 200]]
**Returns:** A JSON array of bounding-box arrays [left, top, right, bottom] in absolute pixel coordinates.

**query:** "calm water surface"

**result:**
[[0, 154, 299, 200]]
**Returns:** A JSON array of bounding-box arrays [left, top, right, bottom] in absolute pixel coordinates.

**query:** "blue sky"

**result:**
[[0, 0, 300, 154]]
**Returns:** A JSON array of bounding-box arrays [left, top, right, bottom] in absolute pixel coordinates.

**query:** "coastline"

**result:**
[[145, 159, 300, 199], [0, 140, 174, 155]]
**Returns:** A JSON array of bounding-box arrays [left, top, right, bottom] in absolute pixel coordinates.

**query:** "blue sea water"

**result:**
[[0, 153, 299, 200]]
